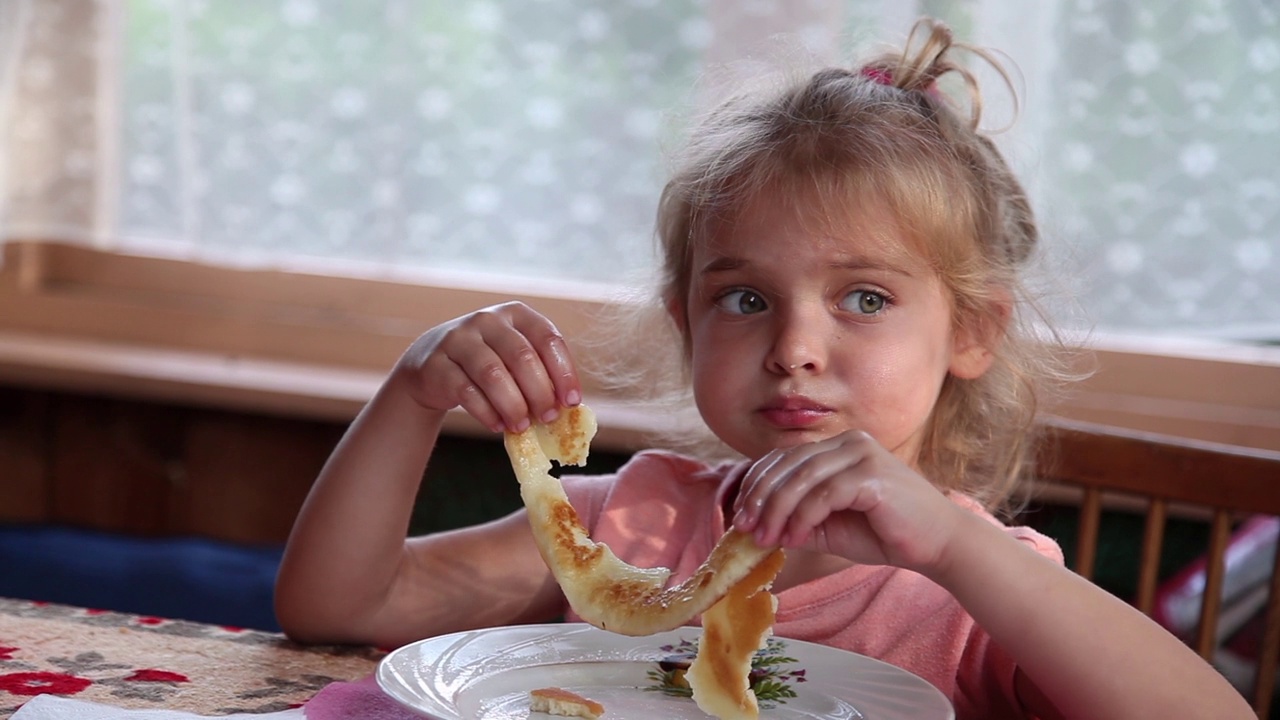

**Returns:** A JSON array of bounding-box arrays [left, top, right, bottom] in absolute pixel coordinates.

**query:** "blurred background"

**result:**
[[1, 0, 1276, 339], [0, 0, 1276, 663]]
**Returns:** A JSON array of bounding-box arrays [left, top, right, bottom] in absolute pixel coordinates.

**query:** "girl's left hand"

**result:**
[[731, 430, 964, 575]]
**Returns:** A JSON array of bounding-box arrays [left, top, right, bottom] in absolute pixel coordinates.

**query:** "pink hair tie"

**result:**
[[859, 66, 895, 86], [860, 65, 944, 101]]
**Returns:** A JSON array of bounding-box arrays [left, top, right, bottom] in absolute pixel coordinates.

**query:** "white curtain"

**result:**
[[1, 0, 1277, 339]]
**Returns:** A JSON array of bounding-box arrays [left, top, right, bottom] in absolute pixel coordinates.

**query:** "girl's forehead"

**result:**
[[704, 190, 932, 270]]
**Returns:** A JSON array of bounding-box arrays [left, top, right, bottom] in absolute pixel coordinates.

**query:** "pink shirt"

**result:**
[[561, 449, 1064, 720]]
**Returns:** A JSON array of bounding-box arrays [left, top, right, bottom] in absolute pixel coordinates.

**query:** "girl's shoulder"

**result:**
[[949, 492, 1065, 564]]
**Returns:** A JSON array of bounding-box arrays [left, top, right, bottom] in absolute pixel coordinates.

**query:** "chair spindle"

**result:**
[[1135, 497, 1168, 616]]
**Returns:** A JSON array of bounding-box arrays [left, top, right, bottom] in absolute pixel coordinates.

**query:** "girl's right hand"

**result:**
[[731, 430, 964, 576], [391, 301, 582, 434]]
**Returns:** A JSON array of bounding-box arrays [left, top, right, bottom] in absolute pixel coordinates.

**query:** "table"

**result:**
[[0, 597, 385, 717]]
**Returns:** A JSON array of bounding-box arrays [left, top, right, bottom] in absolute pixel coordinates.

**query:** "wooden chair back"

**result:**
[[1032, 417, 1280, 718]]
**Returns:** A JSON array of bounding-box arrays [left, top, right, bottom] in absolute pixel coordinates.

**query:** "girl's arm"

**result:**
[[732, 430, 1253, 720], [274, 302, 580, 648], [932, 508, 1252, 720]]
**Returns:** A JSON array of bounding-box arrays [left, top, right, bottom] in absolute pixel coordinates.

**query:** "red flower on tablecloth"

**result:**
[[125, 669, 189, 683], [135, 616, 166, 626], [0, 647, 18, 660], [0, 671, 93, 696]]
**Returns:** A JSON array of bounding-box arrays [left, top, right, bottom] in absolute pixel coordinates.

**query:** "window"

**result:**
[[4, 0, 908, 286], [1032, 1, 1280, 339], [1, 0, 1277, 450]]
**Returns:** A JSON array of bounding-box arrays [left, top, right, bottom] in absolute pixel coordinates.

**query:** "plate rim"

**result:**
[[376, 621, 954, 720]]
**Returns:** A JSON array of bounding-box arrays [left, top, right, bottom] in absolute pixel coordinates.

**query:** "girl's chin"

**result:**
[[775, 429, 829, 445], [739, 428, 837, 456]]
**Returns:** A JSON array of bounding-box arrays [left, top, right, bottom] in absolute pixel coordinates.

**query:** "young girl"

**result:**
[[275, 18, 1252, 720]]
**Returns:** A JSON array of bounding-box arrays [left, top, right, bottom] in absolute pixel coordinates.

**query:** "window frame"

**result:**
[[1, 240, 1277, 454]]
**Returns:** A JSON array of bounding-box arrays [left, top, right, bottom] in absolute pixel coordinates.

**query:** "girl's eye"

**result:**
[[716, 289, 768, 315], [840, 289, 888, 315]]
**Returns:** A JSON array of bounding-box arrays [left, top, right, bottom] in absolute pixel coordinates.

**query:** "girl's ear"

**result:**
[[949, 296, 1011, 380], [666, 293, 687, 334]]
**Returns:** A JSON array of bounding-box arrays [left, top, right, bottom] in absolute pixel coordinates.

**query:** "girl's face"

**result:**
[[680, 193, 993, 466]]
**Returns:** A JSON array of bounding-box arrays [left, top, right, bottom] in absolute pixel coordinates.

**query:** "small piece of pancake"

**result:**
[[529, 686, 605, 719]]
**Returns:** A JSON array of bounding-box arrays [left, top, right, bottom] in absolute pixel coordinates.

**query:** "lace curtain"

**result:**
[[1, 0, 1277, 340]]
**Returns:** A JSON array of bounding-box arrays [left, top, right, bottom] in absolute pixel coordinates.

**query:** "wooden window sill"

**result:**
[[2, 240, 1278, 453], [0, 329, 665, 453]]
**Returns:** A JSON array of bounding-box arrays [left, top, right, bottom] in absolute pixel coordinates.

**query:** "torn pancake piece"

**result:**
[[688, 548, 786, 720], [528, 686, 606, 719], [504, 404, 779, 637]]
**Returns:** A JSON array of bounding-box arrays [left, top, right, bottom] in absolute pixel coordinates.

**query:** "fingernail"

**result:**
[[512, 418, 531, 433], [541, 408, 559, 423], [565, 389, 581, 406]]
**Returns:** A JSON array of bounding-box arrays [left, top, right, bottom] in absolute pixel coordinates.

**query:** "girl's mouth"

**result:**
[[758, 398, 832, 429]]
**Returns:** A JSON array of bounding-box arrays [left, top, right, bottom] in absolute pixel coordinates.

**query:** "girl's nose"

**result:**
[[766, 311, 826, 374]]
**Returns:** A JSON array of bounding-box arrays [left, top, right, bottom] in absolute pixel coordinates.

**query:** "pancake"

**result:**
[[504, 404, 778, 636]]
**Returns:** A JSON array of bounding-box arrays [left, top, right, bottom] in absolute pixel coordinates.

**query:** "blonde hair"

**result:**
[[594, 17, 1078, 514]]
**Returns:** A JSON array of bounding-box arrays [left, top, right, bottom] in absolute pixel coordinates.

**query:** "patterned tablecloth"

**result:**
[[0, 597, 385, 718]]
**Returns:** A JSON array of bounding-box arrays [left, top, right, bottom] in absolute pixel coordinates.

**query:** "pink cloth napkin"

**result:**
[[302, 674, 419, 720]]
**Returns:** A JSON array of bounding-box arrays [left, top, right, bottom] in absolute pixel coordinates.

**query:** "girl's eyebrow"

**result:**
[[826, 244, 921, 275], [698, 256, 747, 275], [832, 257, 918, 276], [698, 254, 917, 277]]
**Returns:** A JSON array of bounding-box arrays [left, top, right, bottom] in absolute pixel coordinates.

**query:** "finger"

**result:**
[[781, 476, 867, 548], [441, 303, 559, 432], [748, 450, 828, 546], [421, 353, 507, 433], [732, 449, 790, 530], [752, 438, 873, 546], [541, 335, 581, 409], [450, 341, 531, 432], [453, 368, 507, 434], [736, 445, 827, 544], [479, 321, 558, 427], [503, 305, 581, 418]]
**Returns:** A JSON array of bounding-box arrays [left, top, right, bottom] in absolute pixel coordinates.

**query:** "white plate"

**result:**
[[377, 623, 953, 719]]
